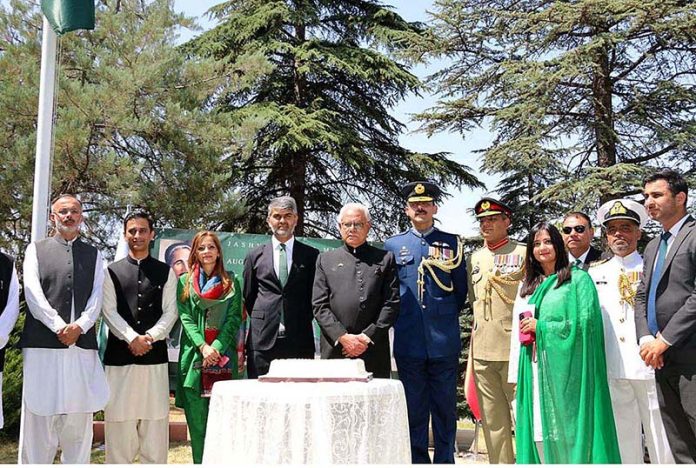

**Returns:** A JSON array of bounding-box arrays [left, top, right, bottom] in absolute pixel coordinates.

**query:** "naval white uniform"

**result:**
[[589, 252, 673, 464]]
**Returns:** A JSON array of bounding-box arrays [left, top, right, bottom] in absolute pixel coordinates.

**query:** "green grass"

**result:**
[[0, 438, 192, 464]]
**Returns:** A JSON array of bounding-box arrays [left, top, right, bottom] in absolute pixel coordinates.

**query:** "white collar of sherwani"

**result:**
[[609, 250, 643, 270]]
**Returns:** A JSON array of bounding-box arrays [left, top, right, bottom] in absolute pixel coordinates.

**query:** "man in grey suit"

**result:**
[[312, 203, 399, 378], [243, 196, 319, 377], [635, 168, 696, 463]]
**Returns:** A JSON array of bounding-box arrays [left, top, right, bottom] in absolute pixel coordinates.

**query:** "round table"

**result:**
[[202, 379, 411, 464]]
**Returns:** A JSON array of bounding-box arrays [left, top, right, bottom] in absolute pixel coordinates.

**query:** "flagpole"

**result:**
[[30, 17, 59, 243]]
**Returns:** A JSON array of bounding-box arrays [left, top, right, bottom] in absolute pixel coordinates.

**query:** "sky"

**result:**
[[172, 0, 497, 237]]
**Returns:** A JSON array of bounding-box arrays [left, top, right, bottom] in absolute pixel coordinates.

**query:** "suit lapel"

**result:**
[[658, 216, 695, 285], [286, 241, 303, 285], [264, 242, 281, 287]]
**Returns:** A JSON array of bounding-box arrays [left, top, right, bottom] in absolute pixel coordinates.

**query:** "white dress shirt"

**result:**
[[22, 238, 109, 416], [0, 264, 20, 428], [568, 247, 591, 265], [0, 266, 20, 350], [271, 236, 294, 279]]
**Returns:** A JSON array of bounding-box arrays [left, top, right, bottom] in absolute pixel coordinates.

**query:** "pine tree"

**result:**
[[184, 0, 483, 238], [411, 0, 696, 216], [0, 0, 249, 253]]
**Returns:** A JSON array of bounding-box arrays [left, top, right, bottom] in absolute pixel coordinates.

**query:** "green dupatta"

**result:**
[[516, 267, 621, 464]]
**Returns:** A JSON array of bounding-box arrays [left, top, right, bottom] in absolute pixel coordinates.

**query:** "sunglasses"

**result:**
[[562, 225, 587, 235]]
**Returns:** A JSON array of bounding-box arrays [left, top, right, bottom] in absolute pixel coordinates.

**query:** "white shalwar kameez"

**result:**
[[102, 268, 178, 463], [18, 242, 109, 464]]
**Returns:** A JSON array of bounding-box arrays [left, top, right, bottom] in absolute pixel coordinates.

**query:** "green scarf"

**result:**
[[516, 268, 621, 464]]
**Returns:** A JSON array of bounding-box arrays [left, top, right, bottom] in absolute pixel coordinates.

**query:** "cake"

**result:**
[[258, 358, 373, 382]]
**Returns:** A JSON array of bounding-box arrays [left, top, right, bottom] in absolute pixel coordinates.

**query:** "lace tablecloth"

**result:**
[[202, 379, 411, 464]]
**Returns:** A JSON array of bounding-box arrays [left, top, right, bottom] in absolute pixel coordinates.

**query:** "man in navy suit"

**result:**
[[243, 196, 319, 377], [384, 182, 468, 464], [635, 168, 696, 463]]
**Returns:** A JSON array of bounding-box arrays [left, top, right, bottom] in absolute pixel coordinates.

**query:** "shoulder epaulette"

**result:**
[[588, 258, 609, 268]]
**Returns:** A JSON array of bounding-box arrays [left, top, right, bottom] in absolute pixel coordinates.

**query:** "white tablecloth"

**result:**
[[202, 379, 411, 464]]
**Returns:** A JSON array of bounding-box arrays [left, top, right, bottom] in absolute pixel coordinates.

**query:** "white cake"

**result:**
[[259, 358, 373, 382]]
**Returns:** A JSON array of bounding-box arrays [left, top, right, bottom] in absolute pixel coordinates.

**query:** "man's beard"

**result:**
[[54, 219, 80, 236], [271, 225, 293, 237]]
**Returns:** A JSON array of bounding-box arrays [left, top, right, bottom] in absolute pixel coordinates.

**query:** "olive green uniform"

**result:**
[[467, 240, 525, 464]]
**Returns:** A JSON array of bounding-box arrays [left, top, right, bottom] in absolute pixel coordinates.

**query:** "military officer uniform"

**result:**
[[467, 198, 524, 464], [589, 199, 673, 464], [385, 182, 468, 464]]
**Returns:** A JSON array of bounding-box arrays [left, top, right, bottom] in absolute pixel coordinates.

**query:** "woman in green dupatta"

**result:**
[[175, 231, 242, 464], [516, 222, 620, 463]]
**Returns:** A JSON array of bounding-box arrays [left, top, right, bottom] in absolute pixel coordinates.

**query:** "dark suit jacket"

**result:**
[[635, 215, 696, 364], [580, 246, 604, 270], [312, 243, 400, 378], [243, 239, 319, 354]]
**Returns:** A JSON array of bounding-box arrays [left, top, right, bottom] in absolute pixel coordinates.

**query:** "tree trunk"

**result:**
[[591, 33, 617, 204]]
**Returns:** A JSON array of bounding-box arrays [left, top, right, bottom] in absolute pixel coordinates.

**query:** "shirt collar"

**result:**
[[569, 247, 590, 264], [343, 242, 369, 256], [610, 250, 642, 268], [127, 254, 150, 265], [53, 233, 78, 246], [666, 214, 690, 238], [272, 236, 295, 251], [410, 226, 436, 238]]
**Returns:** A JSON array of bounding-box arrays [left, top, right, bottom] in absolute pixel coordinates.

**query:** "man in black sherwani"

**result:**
[[312, 203, 399, 378]]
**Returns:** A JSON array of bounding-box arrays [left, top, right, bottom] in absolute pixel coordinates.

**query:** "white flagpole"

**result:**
[[30, 17, 59, 243]]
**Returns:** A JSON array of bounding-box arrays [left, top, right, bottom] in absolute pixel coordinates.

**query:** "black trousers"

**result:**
[[656, 362, 696, 463], [247, 337, 314, 378]]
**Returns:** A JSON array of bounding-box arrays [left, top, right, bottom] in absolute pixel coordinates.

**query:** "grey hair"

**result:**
[[337, 203, 371, 225], [267, 196, 298, 217]]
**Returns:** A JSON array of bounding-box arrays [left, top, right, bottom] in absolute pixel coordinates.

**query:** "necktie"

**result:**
[[279, 243, 288, 287], [647, 231, 672, 336], [574, 259, 582, 268], [279, 243, 288, 330]]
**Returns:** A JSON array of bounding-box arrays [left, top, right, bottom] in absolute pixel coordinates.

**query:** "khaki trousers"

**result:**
[[473, 359, 515, 464], [105, 418, 169, 464]]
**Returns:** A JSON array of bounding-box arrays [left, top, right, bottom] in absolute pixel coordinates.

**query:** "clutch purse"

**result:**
[[519, 310, 535, 345]]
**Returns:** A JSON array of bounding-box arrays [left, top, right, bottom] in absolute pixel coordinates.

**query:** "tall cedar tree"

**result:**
[[184, 0, 482, 238], [411, 0, 695, 221], [0, 0, 248, 254]]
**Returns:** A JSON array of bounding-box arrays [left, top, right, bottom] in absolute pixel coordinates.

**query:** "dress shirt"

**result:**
[[101, 258, 179, 344], [22, 237, 109, 416], [271, 236, 294, 280], [651, 214, 690, 274], [0, 267, 19, 350], [568, 248, 590, 265]]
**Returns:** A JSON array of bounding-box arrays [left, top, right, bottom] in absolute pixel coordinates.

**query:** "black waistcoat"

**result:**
[[0, 253, 15, 371], [103, 255, 171, 366], [20, 235, 98, 350]]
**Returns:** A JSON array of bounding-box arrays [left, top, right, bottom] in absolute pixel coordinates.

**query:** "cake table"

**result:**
[[202, 378, 411, 464]]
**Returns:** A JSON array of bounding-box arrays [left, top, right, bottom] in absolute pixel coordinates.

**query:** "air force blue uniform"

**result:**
[[385, 227, 468, 464]]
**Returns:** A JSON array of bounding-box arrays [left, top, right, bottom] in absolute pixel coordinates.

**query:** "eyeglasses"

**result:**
[[340, 222, 365, 230], [562, 225, 587, 235]]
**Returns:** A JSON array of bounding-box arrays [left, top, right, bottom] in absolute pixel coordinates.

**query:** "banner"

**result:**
[[41, 0, 95, 34], [153, 229, 344, 384]]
